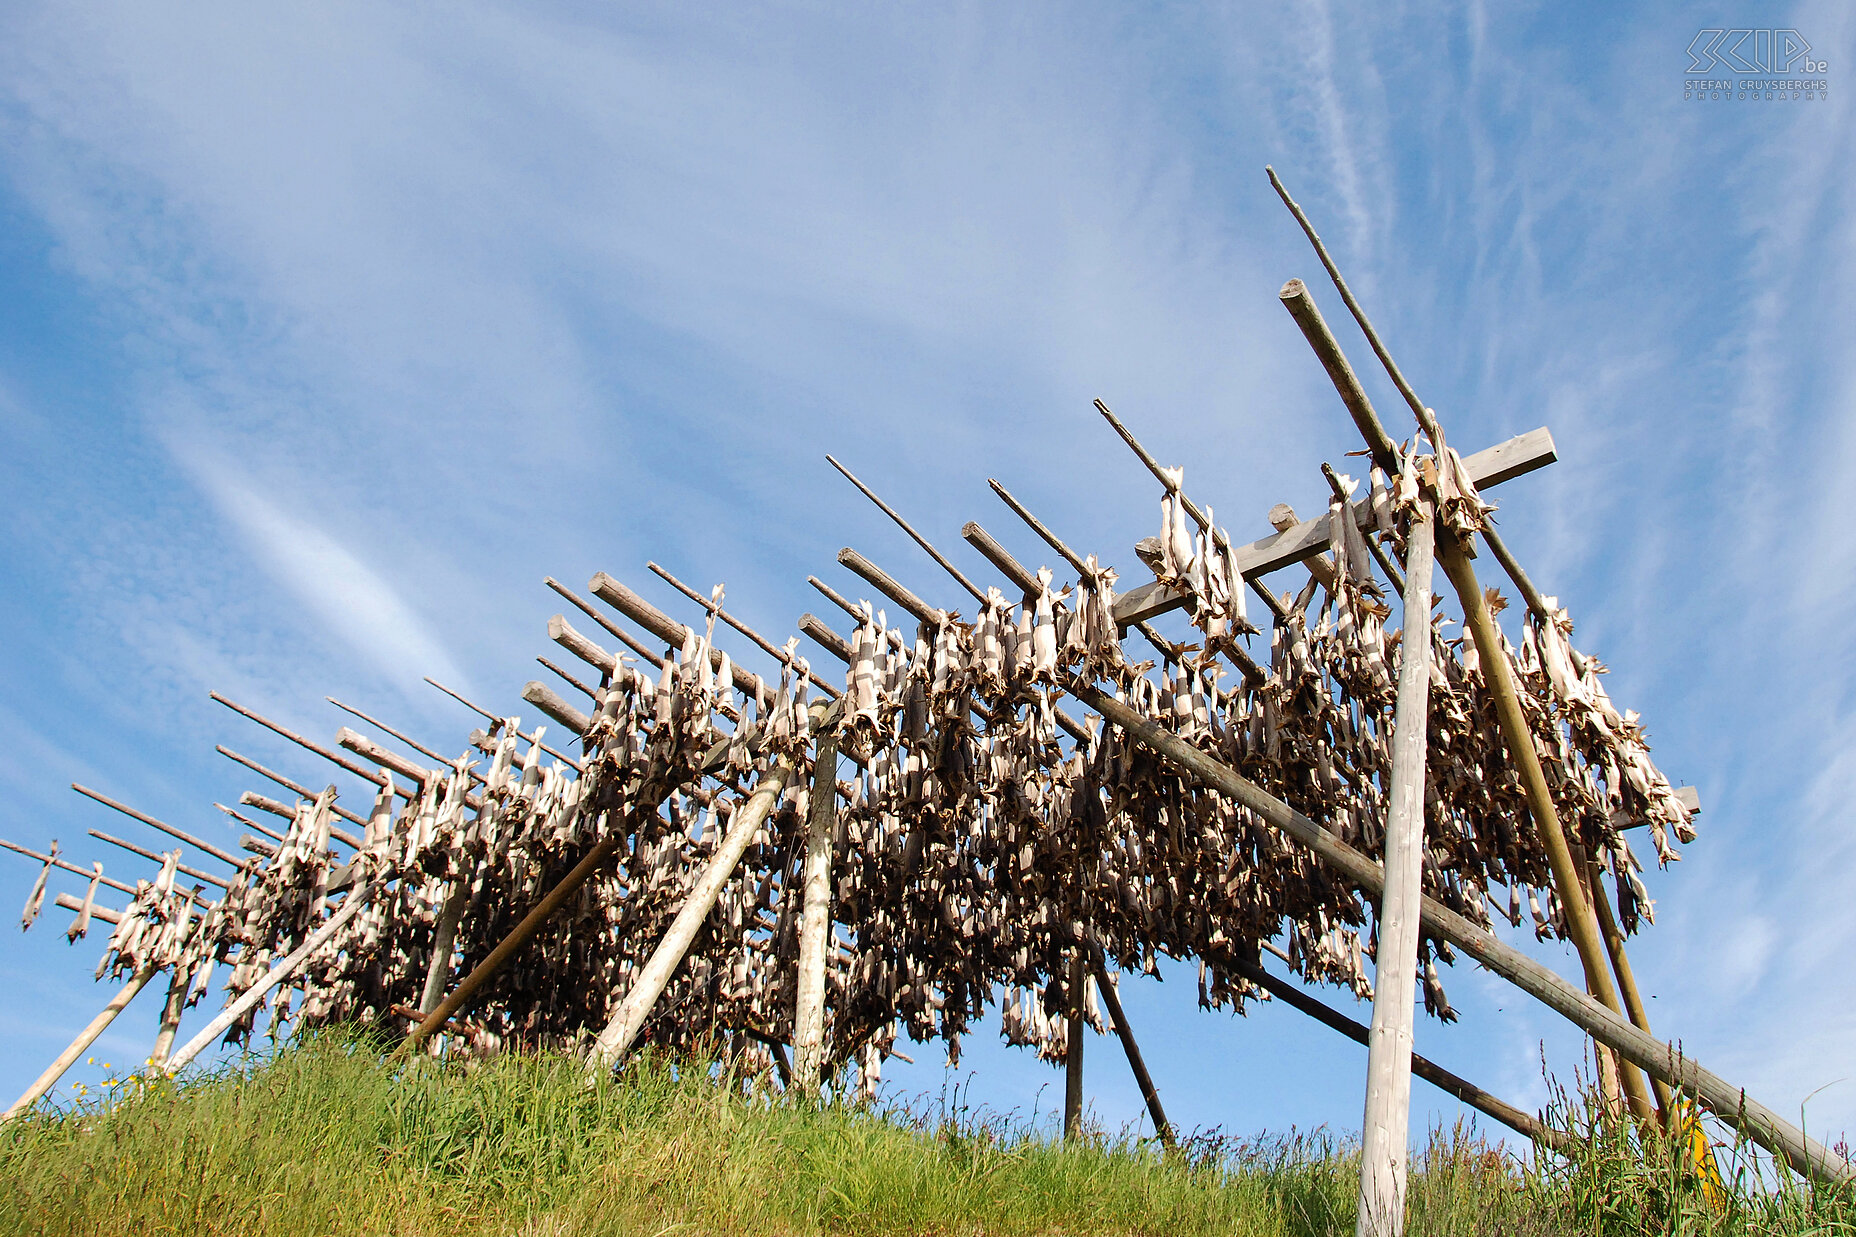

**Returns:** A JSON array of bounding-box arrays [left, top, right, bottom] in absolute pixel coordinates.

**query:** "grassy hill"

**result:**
[[1, 1034, 1846, 1236]]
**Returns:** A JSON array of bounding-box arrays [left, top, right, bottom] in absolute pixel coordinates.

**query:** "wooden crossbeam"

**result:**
[[1111, 427, 1557, 627]]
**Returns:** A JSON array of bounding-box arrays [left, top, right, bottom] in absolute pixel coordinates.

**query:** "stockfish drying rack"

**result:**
[[7, 171, 1841, 1234]]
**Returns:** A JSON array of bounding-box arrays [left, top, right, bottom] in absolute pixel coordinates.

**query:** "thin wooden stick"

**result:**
[[826, 455, 987, 604], [1233, 957, 1566, 1153], [798, 614, 854, 665], [71, 784, 244, 869], [423, 677, 583, 771], [1357, 504, 1435, 1237], [1069, 678, 1849, 1186], [215, 804, 286, 844], [648, 562, 841, 697], [521, 681, 590, 736], [166, 885, 377, 1072], [987, 479, 1094, 581], [587, 757, 800, 1072], [1092, 399, 1288, 622], [325, 699, 485, 786], [0, 839, 137, 897], [545, 577, 667, 672], [2, 964, 156, 1121], [214, 747, 368, 836], [808, 575, 863, 622], [1088, 946, 1175, 1148], [590, 573, 770, 698], [87, 830, 228, 890], [792, 727, 839, 1095], [209, 693, 415, 802], [53, 891, 123, 924], [538, 655, 599, 700]]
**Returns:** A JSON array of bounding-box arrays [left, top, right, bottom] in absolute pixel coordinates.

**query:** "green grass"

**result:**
[[1, 1034, 1849, 1236]]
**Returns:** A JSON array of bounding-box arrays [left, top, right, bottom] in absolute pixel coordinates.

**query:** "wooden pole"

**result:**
[[1068, 679, 1851, 1186], [418, 882, 471, 1015], [149, 970, 188, 1068], [1063, 946, 1086, 1139], [1357, 505, 1436, 1237], [825, 455, 987, 605], [401, 839, 623, 1053], [1435, 534, 1657, 1128], [1089, 946, 1175, 1148], [2, 965, 156, 1121], [71, 784, 246, 869], [167, 884, 376, 1072], [1233, 958, 1566, 1153], [791, 728, 839, 1096], [586, 758, 797, 1073], [1273, 273, 1656, 1128]]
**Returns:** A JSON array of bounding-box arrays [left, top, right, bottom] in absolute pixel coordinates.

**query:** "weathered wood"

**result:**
[[962, 521, 1040, 595], [587, 757, 800, 1072], [87, 830, 227, 890], [210, 693, 417, 802], [521, 681, 590, 737], [0, 839, 137, 897], [325, 698, 483, 789], [1357, 507, 1435, 1237], [1233, 957, 1566, 1153], [418, 882, 470, 1016], [216, 803, 287, 844], [827, 455, 986, 604], [545, 577, 667, 673], [1064, 947, 1086, 1139], [792, 728, 839, 1095], [798, 613, 854, 665], [215, 746, 369, 834], [336, 727, 440, 790], [590, 572, 769, 697], [167, 885, 376, 1072], [72, 784, 245, 869], [1109, 427, 1557, 628], [1069, 679, 1850, 1186], [838, 547, 941, 625], [422, 676, 583, 771], [549, 613, 618, 674], [648, 562, 841, 697], [1089, 947, 1174, 1148], [149, 971, 189, 1069], [2, 964, 155, 1122], [53, 891, 123, 924], [1435, 534, 1657, 1128]]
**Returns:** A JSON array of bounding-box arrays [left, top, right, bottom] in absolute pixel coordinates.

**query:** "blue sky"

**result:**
[[2, 3, 1850, 1151]]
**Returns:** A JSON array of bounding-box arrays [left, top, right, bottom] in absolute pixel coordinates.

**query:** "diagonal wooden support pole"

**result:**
[[1233, 957, 1565, 1153], [1357, 503, 1436, 1237], [3, 964, 157, 1122], [1089, 944, 1175, 1149], [1276, 274, 1658, 1130], [168, 883, 378, 1073], [1063, 946, 1085, 1140], [1068, 678, 1851, 1186], [586, 754, 800, 1073]]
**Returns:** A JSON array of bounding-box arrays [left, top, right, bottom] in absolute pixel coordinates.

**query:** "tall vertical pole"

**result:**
[[1063, 947, 1085, 1139], [1356, 505, 1436, 1237], [148, 971, 189, 1069], [792, 729, 839, 1095]]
